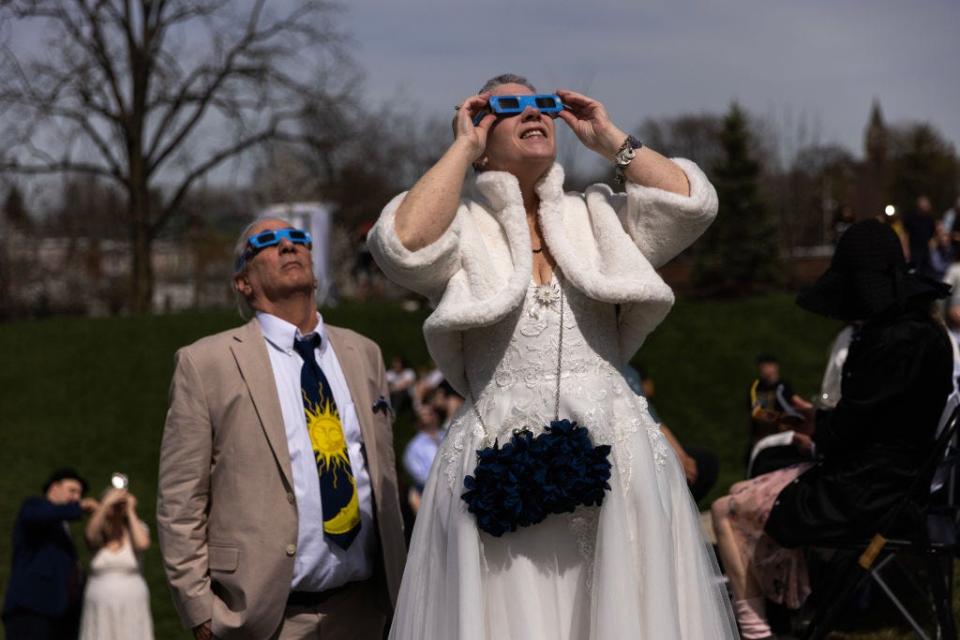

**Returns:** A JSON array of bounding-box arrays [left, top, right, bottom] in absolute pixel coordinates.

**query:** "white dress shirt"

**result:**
[[256, 312, 375, 592]]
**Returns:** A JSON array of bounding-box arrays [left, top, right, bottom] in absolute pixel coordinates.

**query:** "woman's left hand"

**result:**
[[556, 89, 628, 161]]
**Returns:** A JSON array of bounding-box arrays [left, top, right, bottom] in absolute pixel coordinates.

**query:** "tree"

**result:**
[[637, 114, 723, 175], [0, 0, 350, 312], [693, 103, 781, 294], [252, 100, 450, 227], [779, 144, 857, 247], [889, 123, 959, 214], [2, 185, 31, 229]]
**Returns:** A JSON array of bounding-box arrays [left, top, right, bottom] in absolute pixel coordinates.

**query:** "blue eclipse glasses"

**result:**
[[472, 94, 567, 126], [235, 227, 312, 272]]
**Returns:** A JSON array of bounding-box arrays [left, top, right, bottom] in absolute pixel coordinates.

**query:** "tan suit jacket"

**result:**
[[157, 318, 406, 639]]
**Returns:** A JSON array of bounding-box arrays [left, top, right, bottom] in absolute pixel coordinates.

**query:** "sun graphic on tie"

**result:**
[[304, 393, 361, 537]]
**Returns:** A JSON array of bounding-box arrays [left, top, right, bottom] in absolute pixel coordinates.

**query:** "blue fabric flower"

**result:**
[[461, 419, 613, 537]]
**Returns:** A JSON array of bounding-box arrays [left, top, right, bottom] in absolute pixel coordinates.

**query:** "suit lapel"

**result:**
[[326, 327, 382, 484], [230, 319, 294, 488]]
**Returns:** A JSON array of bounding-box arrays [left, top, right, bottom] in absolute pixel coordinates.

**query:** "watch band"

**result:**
[[614, 135, 643, 184]]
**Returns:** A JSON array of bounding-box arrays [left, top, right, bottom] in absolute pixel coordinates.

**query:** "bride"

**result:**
[[368, 73, 738, 640]]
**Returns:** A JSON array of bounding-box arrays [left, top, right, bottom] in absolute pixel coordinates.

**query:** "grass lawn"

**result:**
[[0, 295, 956, 638]]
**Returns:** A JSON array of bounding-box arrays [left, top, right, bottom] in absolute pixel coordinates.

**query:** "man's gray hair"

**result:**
[[478, 73, 537, 95], [232, 219, 264, 276], [231, 217, 292, 319]]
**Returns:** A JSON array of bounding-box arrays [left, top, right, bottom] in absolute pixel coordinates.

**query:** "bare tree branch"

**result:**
[[153, 124, 303, 235], [0, 159, 121, 180], [0, 0, 351, 311]]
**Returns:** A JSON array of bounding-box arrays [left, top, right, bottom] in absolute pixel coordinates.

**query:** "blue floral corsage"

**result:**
[[461, 419, 613, 537]]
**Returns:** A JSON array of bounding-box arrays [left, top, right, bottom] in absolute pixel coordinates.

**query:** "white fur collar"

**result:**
[[368, 158, 720, 398]]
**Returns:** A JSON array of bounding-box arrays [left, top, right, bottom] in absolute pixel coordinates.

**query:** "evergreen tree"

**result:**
[[890, 123, 959, 213], [2, 185, 30, 230], [694, 103, 781, 294]]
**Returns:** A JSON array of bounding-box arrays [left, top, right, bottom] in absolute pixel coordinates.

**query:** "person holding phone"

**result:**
[[78, 483, 153, 640], [368, 74, 736, 639]]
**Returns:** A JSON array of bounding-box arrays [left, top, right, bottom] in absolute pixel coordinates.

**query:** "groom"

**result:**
[[157, 218, 406, 639]]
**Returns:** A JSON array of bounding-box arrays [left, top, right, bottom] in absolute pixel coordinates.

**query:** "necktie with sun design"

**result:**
[[293, 335, 361, 549]]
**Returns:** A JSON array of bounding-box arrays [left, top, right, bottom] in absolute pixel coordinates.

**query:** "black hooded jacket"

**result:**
[[765, 305, 953, 547]]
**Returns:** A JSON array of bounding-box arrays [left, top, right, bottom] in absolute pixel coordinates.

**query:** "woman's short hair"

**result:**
[[477, 73, 537, 95], [454, 74, 539, 151]]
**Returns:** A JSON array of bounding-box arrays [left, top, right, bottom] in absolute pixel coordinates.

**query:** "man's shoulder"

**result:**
[[177, 321, 256, 360], [18, 496, 47, 514], [325, 324, 381, 356]]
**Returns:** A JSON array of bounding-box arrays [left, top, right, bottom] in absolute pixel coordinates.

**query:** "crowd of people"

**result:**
[[3, 73, 958, 640]]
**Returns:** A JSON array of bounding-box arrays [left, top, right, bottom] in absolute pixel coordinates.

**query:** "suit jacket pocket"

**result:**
[[208, 544, 239, 573]]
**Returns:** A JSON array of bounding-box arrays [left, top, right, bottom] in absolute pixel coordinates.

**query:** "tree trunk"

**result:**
[[131, 221, 153, 313], [128, 179, 153, 314]]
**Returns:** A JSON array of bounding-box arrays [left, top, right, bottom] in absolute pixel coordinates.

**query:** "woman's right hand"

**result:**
[[102, 487, 127, 507], [454, 93, 495, 161]]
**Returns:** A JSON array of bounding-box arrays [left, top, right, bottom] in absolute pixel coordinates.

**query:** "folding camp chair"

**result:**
[[801, 403, 960, 640]]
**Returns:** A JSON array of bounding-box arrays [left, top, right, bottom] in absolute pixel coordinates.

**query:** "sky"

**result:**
[[4, 0, 959, 187], [343, 0, 960, 168]]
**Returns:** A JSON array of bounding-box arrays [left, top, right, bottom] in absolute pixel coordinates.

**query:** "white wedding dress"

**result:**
[[389, 273, 739, 639]]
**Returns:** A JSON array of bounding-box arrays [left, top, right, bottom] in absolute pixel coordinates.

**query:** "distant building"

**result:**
[[0, 230, 233, 318]]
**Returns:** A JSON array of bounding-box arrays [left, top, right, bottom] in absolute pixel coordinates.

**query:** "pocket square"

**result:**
[[372, 396, 392, 416]]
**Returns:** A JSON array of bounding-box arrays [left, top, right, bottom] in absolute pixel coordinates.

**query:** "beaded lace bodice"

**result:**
[[442, 274, 671, 494], [463, 275, 624, 438]]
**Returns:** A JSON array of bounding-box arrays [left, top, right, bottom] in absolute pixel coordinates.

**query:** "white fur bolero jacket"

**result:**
[[367, 159, 718, 397]]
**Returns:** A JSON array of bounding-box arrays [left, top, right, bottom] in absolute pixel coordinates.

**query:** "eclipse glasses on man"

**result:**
[[234, 227, 313, 273]]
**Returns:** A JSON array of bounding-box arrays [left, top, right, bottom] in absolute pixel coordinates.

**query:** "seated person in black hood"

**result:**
[[710, 220, 953, 640]]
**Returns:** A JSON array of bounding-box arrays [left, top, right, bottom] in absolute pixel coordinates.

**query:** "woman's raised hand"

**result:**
[[454, 93, 495, 161], [556, 89, 628, 160], [102, 487, 127, 507]]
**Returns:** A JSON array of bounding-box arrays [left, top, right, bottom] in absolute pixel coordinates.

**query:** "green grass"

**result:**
[[638, 294, 843, 503], [0, 302, 429, 639], [0, 295, 955, 638]]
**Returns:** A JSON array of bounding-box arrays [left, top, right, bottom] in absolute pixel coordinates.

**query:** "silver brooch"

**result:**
[[529, 281, 561, 318]]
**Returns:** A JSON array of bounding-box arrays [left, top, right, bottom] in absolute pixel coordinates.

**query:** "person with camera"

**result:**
[[368, 73, 736, 639], [78, 478, 153, 640], [2, 468, 98, 640]]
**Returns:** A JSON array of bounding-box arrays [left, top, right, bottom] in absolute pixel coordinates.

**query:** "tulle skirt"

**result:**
[[388, 388, 739, 640]]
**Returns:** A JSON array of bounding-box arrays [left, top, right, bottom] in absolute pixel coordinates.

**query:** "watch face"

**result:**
[[616, 147, 636, 165]]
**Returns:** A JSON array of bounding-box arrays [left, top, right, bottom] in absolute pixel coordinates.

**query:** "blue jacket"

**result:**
[[2, 497, 84, 618]]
